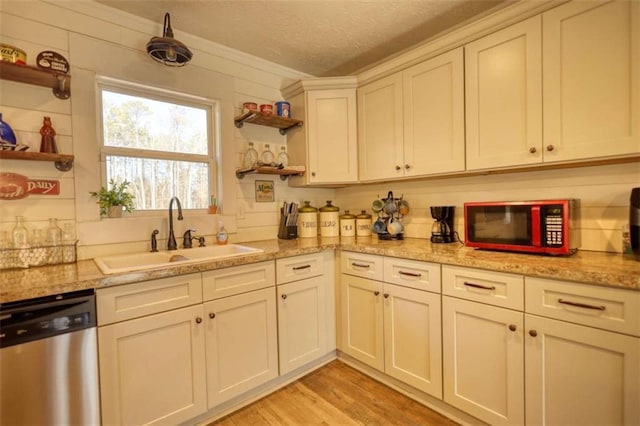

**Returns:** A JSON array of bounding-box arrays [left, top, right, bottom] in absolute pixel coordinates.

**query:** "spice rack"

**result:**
[[0, 151, 74, 171], [0, 61, 71, 99], [234, 111, 303, 135]]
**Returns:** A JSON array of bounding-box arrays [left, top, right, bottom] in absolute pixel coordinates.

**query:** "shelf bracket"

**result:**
[[54, 159, 73, 171], [279, 122, 303, 135], [53, 75, 70, 100]]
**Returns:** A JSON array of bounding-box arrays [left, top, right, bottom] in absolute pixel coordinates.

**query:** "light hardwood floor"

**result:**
[[212, 360, 457, 425]]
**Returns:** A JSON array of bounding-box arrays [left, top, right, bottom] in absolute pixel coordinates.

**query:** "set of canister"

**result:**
[[297, 201, 372, 238]]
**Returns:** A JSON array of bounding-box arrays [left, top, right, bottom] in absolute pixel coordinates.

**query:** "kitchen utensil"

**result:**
[[398, 200, 410, 216], [430, 206, 455, 243], [372, 218, 386, 234], [387, 217, 404, 235], [372, 199, 384, 213]]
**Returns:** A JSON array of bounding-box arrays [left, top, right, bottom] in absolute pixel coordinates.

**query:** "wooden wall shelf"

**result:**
[[234, 111, 303, 135], [236, 165, 305, 181], [0, 151, 74, 171], [0, 61, 71, 99]]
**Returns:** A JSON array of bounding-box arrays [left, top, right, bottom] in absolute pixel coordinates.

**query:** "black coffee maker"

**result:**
[[430, 206, 455, 243]]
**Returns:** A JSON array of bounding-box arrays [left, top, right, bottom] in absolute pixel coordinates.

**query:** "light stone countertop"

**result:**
[[1, 237, 638, 304]]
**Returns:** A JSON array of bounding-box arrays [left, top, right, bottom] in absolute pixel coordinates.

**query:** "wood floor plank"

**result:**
[[212, 361, 457, 425]]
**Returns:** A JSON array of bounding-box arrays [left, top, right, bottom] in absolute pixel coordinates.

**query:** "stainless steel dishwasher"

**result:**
[[0, 289, 100, 425]]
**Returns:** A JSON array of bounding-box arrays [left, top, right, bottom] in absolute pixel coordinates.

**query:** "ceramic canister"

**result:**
[[297, 201, 318, 238], [319, 200, 340, 237], [339, 210, 356, 237], [356, 210, 372, 237]]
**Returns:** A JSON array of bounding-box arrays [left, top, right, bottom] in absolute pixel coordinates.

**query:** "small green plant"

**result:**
[[89, 179, 135, 217]]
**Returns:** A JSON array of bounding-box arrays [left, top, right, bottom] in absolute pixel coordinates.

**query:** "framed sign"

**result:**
[[255, 180, 274, 202]]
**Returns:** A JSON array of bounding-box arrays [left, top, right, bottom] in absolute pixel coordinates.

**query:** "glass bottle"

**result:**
[[243, 141, 259, 168], [277, 146, 289, 167], [260, 144, 275, 166], [61, 223, 76, 263], [46, 218, 63, 246], [12, 216, 29, 248]]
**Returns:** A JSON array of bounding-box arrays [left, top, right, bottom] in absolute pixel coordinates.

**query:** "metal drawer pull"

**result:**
[[352, 262, 370, 268], [398, 271, 422, 278], [463, 281, 496, 291], [558, 299, 605, 311], [292, 264, 311, 271]]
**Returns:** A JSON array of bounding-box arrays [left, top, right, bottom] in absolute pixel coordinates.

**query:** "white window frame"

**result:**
[[95, 76, 219, 215]]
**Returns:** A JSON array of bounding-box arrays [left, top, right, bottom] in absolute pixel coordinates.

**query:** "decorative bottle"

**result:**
[[216, 221, 228, 245], [39, 116, 58, 154], [260, 144, 275, 166], [62, 223, 77, 263], [243, 142, 259, 168], [12, 216, 29, 248], [46, 218, 63, 264], [277, 146, 289, 167]]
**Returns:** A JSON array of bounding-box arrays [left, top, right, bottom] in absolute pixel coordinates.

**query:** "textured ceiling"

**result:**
[[96, 0, 512, 77]]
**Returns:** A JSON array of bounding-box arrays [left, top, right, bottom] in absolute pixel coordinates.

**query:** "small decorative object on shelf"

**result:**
[[260, 144, 275, 165], [277, 146, 289, 167], [89, 179, 136, 218], [234, 110, 303, 135], [36, 51, 70, 74], [243, 141, 259, 168], [39, 116, 58, 153], [208, 195, 218, 214], [0, 112, 17, 149]]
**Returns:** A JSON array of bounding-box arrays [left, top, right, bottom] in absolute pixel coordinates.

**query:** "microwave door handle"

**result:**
[[532, 206, 541, 247]]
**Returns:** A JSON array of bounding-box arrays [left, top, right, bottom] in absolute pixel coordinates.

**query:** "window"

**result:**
[[97, 78, 216, 211]]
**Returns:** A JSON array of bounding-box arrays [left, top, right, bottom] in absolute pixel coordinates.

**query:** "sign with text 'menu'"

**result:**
[[0, 172, 60, 200]]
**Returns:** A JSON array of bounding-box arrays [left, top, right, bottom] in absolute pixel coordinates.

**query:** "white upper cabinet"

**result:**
[[358, 73, 404, 181], [403, 48, 465, 176], [465, 16, 543, 170], [542, 0, 640, 161], [283, 77, 358, 185], [358, 48, 465, 181]]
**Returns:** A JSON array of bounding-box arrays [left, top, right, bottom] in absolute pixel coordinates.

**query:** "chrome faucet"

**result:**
[[167, 196, 183, 250]]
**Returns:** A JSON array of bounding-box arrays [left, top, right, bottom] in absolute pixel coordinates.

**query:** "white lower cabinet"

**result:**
[[204, 287, 278, 407], [525, 314, 640, 425], [340, 253, 442, 398], [442, 296, 524, 425], [98, 274, 207, 425], [276, 252, 333, 375]]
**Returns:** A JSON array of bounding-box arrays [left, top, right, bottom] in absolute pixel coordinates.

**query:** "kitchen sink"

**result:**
[[94, 244, 264, 274]]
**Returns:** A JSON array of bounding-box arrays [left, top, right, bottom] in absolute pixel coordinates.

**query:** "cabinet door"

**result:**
[[358, 73, 404, 181], [403, 47, 465, 176], [204, 287, 278, 408], [306, 89, 358, 183], [543, 0, 640, 162], [525, 314, 640, 426], [465, 16, 542, 170], [443, 296, 524, 425], [277, 276, 327, 374], [383, 284, 442, 398], [98, 305, 207, 425], [340, 274, 384, 370]]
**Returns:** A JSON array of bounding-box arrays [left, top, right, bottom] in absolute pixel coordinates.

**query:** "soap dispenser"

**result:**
[[216, 221, 228, 245]]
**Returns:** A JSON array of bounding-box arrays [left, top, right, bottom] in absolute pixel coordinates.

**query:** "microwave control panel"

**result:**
[[543, 205, 564, 247]]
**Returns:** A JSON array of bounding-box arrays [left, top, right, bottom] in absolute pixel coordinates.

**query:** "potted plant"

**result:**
[[90, 179, 135, 218]]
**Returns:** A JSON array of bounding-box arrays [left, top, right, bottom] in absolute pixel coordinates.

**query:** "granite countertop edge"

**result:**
[[1, 238, 638, 303]]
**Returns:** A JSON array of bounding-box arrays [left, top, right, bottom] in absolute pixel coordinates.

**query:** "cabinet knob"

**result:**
[[374, 291, 380, 296], [404, 164, 410, 170], [281, 294, 287, 300], [529, 330, 538, 337], [546, 145, 555, 152], [395, 165, 401, 171], [508, 324, 517, 332], [209, 313, 215, 319], [529, 147, 537, 154], [311, 172, 316, 177], [195, 317, 203, 324], [383, 293, 389, 299]]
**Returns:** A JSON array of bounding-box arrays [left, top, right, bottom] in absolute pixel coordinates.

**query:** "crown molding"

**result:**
[[281, 76, 358, 98]]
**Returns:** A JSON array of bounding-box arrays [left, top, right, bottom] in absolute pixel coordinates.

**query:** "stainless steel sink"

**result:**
[[94, 244, 264, 274]]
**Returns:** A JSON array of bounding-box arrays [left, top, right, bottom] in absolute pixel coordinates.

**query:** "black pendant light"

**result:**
[[146, 13, 193, 67]]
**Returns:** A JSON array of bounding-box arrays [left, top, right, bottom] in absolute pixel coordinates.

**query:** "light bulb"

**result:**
[[166, 45, 177, 62]]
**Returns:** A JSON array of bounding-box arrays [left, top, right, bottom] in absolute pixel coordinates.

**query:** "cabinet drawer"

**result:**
[[383, 257, 441, 293], [202, 261, 275, 301], [442, 265, 524, 310], [276, 252, 323, 285], [525, 277, 640, 337], [97, 273, 203, 326], [340, 251, 384, 281]]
